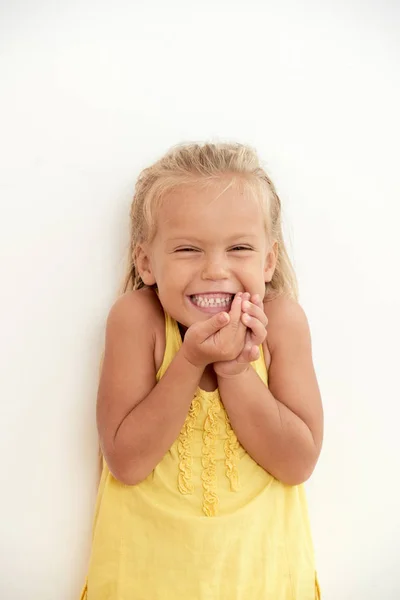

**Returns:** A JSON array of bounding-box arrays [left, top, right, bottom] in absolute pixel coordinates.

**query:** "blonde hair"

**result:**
[[120, 141, 298, 301], [96, 141, 298, 476]]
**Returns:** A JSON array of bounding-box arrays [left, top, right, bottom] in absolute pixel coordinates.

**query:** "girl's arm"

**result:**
[[97, 290, 204, 486], [97, 289, 246, 486], [216, 297, 323, 486]]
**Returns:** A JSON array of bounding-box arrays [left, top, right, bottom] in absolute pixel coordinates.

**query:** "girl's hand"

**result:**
[[182, 293, 247, 368], [213, 293, 268, 378]]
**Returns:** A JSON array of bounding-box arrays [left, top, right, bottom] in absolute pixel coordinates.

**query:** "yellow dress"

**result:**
[[79, 311, 321, 599]]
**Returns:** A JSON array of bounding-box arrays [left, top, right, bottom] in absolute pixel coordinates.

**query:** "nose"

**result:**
[[201, 253, 229, 281]]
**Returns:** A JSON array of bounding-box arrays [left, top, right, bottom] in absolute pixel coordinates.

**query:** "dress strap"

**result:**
[[155, 310, 182, 381]]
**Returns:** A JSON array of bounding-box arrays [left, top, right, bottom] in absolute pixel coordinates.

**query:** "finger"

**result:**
[[249, 344, 260, 361], [241, 300, 268, 327], [199, 311, 230, 341], [250, 293, 264, 307], [236, 341, 252, 364], [241, 313, 267, 345], [237, 341, 260, 364], [229, 292, 244, 325]]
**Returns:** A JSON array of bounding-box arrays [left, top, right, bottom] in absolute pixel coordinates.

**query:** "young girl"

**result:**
[[79, 142, 323, 599]]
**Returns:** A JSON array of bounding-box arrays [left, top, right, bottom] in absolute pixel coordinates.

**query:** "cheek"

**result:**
[[239, 258, 264, 277], [159, 260, 192, 289], [239, 261, 267, 291]]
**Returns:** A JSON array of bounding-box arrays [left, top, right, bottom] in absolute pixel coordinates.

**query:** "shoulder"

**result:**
[[107, 287, 166, 369], [263, 294, 311, 355], [107, 287, 164, 344], [108, 286, 163, 320], [263, 293, 308, 323]]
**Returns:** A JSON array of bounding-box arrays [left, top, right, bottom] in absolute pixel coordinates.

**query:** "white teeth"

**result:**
[[191, 294, 232, 308]]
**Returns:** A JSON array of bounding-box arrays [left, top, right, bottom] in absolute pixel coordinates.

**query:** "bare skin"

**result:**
[[96, 287, 259, 484], [97, 285, 322, 486], [216, 294, 323, 484], [96, 181, 323, 485]]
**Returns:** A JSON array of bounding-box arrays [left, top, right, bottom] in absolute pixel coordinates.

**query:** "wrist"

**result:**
[[213, 363, 251, 380], [178, 345, 208, 373]]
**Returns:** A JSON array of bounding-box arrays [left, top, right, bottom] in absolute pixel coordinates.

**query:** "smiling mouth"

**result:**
[[189, 293, 234, 311]]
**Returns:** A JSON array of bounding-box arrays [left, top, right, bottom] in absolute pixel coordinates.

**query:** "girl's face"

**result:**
[[137, 180, 277, 328]]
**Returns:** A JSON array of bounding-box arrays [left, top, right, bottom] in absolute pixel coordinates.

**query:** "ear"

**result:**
[[264, 241, 278, 283], [135, 244, 156, 286]]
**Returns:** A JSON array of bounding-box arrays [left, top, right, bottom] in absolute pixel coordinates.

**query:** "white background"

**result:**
[[1, 1, 399, 598]]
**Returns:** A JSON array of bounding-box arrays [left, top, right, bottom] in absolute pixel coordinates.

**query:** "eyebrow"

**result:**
[[166, 234, 260, 244]]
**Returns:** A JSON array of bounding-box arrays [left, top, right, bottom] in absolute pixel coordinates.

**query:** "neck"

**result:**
[[177, 321, 187, 340]]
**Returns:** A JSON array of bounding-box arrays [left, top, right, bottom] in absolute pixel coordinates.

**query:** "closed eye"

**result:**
[[229, 246, 253, 251], [173, 246, 253, 253], [174, 247, 200, 252]]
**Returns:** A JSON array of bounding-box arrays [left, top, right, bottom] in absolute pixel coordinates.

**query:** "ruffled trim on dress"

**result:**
[[224, 412, 240, 491], [177, 396, 201, 495], [201, 395, 221, 516], [177, 391, 241, 516]]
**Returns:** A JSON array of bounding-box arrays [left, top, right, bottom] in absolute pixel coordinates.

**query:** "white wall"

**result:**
[[1, 1, 399, 598]]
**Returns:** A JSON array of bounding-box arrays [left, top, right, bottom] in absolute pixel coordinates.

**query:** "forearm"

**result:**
[[112, 348, 203, 485], [217, 367, 320, 485]]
